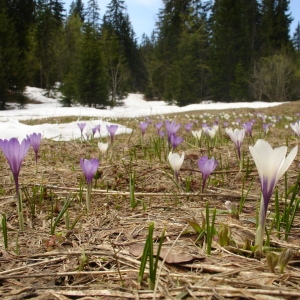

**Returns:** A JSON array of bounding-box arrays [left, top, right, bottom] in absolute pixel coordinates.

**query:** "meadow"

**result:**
[[0, 100, 300, 299]]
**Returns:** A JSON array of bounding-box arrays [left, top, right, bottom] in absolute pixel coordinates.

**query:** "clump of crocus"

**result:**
[[198, 156, 218, 192], [192, 129, 202, 143], [80, 158, 99, 212], [290, 120, 300, 137], [225, 128, 245, 169], [168, 152, 184, 183], [77, 123, 86, 142], [249, 139, 298, 252], [106, 124, 118, 145], [0, 137, 31, 230], [27, 133, 42, 173]]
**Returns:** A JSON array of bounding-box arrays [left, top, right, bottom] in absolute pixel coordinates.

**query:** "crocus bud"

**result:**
[[218, 223, 230, 247], [266, 252, 278, 273], [278, 248, 293, 273]]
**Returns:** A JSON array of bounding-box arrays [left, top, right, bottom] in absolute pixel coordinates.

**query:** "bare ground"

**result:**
[[0, 101, 300, 299]]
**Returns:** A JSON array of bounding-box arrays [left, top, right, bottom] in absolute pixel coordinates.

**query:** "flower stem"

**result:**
[[86, 182, 92, 212], [255, 194, 266, 252]]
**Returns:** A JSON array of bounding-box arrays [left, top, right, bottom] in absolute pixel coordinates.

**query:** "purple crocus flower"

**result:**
[[165, 121, 180, 144], [249, 139, 298, 252], [154, 122, 164, 135], [185, 122, 193, 132], [170, 134, 183, 150], [77, 123, 86, 133], [0, 137, 31, 230], [27, 133, 42, 165], [106, 125, 118, 144], [80, 158, 99, 184], [242, 121, 253, 137], [80, 158, 100, 211], [77, 123, 86, 141], [198, 156, 218, 192], [139, 121, 149, 136], [92, 127, 97, 136], [263, 123, 271, 134], [95, 124, 101, 134]]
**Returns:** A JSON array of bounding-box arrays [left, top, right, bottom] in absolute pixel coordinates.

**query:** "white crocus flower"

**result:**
[[225, 128, 245, 160], [249, 139, 298, 252], [191, 129, 202, 140], [98, 142, 109, 154], [290, 120, 300, 137], [168, 152, 184, 182]]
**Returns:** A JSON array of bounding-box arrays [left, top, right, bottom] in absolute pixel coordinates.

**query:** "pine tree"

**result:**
[[77, 24, 109, 107], [69, 0, 85, 22], [0, 8, 25, 109], [292, 22, 300, 53], [209, 0, 259, 102], [259, 0, 293, 55]]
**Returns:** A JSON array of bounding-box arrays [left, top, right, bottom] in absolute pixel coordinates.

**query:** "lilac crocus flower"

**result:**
[[165, 121, 180, 143], [225, 128, 245, 161], [170, 134, 183, 150], [27, 133, 42, 165], [92, 127, 97, 136], [154, 121, 163, 133], [139, 121, 149, 136], [80, 158, 100, 211], [198, 156, 218, 192], [290, 120, 300, 137], [185, 122, 193, 132], [242, 121, 253, 137], [106, 125, 118, 144], [0, 137, 31, 230], [77, 123, 86, 141], [249, 139, 298, 252]]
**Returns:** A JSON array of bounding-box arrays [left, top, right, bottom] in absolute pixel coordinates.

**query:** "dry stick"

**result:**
[[153, 224, 189, 300], [26, 183, 251, 199], [0, 256, 67, 275]]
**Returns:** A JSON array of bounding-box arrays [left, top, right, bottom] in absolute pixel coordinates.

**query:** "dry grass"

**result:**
[[0, 101, 300, 299]]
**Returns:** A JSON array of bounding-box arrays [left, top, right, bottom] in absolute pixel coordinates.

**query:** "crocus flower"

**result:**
[[154, 121, 163, 134], [80, 158, 100, 211], [225, 128, 245, 161], [185, 122, 193, 132], [0, 137, 31, 230], [139, 121, 149, 136], [92, 127, 97, 137], [168, 151, 184, 183], [290, 120, 300, 137], [98, 142, 108, 154], [106, 124, 118, 145], [249, 139, 298, 252], [77, 123, 86, 142], [198, 156, 218, 192], [27, 132, 42, 166], [192, 129, 202, 141], [242, 121, 253, 137], [165, 121, 180, 143], [98, 142, 108, 160], [170, 134, 183, 150], [85, 128, 93, 140]]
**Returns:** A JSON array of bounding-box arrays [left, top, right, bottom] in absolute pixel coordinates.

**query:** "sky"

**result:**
[[0, 87, 284, 142], [63, 0, 300, 41]]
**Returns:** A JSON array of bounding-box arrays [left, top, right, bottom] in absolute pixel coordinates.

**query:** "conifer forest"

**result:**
[[1, 0, 300, 110]]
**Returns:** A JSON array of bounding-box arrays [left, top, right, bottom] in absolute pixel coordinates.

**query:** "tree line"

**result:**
[[0, 0, 300, 110]]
